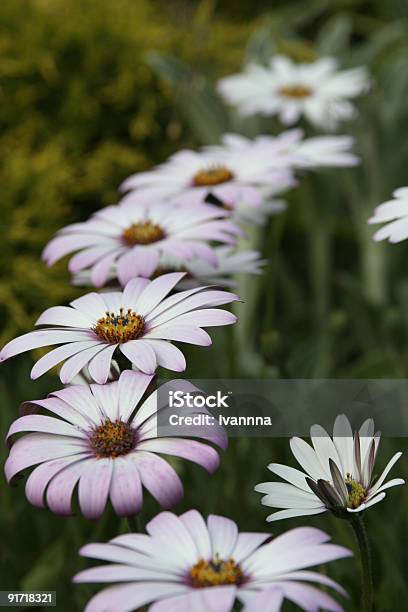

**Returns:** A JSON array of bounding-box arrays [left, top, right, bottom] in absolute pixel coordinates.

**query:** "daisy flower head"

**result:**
[[73, 509, 351, 612], [42, 197, 242, 287], [120, 134, 296, 222], [212, 130, 359, 171], [368, 187, 408, 243], [217, 55, 370, 130], [5, 373, 227, 519], [73, 246, 266, 290], [0, 273, 239, 384], [256, 414, 404, 522]]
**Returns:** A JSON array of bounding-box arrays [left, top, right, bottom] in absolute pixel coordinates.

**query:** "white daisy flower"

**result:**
[[43, 198, 242, 288], [255, 414, 404, 522], [368, 187, 408, 242], [120, 135, 297, 222], [211, 130, 359, 170], [74, 509, 351, 611], [72, 247, 266, 290], [217, 55, 370, 130]]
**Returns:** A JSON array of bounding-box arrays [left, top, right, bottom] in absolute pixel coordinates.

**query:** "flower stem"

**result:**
[[350, 515, 373, 612], [127, 515, 143, 533]]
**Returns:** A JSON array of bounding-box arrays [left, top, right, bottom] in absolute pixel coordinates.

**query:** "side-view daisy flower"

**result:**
[[73, 509, 351, 611], [217, 55, 369, 130], [119, 134, 296, 218], [368, 187, 408, 242], [5, 373, 227, 520], [0, 273, 238, 384], [73, 247, 266, 290], [43, 198, 242, 287], [255, 414, 404, 521], [210, 131, 359, 171]]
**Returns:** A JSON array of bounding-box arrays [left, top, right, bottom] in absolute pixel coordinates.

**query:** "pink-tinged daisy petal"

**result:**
[[150, 586, 237, 612], [266, 508, 326, 522], [78, 542, 155, 565], [136, 272, 186, 316], [73, 564, 169, 583], [168, 308, 237, 328], [332, 414, 354, 475], [90, 380, 120, 421], [242, 588, 283, 612], [147, 289, 238, 325], [144, 324, 212, 346], [0, 330, 93, 362], [131, 451, 183, 509], [118, 371, 154, 422], [146, 511, 198, 566], [136, 438, 220, 473], [117, 248, 161, 286], [289, 437, 324, 480], [4, 433, 87, 482], [272, 570, 346, 596], [231, 533, 271, 564], [68, 246, 120, 274], [36, 306, 93, 328], [122, 278, 151, 310], [7, 415, 85, 440], [70, 293, 107, 320], [100, 291, 123, 313], [82, 583, 187, 612], [208, 515, 238, 560], [59, 344, 108, 384], [310, 424, 341, 478], [267, 463, 311, 492], [347, 492, 386, 513], [25, 454, 90, 508], [370, 451, 403, 494], [274, 581, 343, 612], [30, 341, 102, 380], [43, 234, 106, 265], [371, 477, 405, 496], [91, 252, 119, 287], [143, 340, 186, 372], [109, 457, 143, 517], [51, 386, 102, 423], [22, 396, 93, 429], [144, 285, 210, 321], [119, 340, 157, 374], [179, 509, 212, 560], [88, 344, 117, 384], [46, 457, 94, 515], [78, 458, 113, 520], [256, 482, 323, 509]]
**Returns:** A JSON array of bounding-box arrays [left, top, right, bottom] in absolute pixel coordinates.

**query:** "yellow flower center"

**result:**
[[90, 419, 136, 458], [279, 84, 313, 98], [94, 308, 145, 343], [345, 474, 367, 509], [193, 166, 234, 187], [122, 221, 165, 246], [190, 556, 243, 588]]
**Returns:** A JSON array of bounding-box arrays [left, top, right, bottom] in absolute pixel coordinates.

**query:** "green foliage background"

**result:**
[[1, 1, 408, 610]]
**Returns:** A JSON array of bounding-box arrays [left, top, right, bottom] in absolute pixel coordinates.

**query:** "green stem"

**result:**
[[127, 515, 143, 533], [350, 515, 373, 612]]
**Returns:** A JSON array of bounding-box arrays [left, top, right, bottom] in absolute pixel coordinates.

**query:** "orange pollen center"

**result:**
[[193, 166, 234, 187], [93, 308, 145, 343], [190, 556, 244, 588], [122, 221, 165, 246], [279, 84, 312, 98], [90, 419, 136, 458]]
